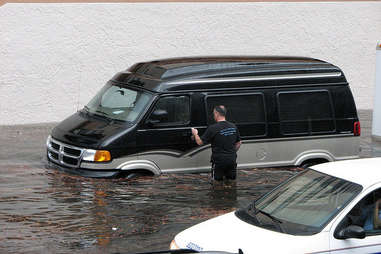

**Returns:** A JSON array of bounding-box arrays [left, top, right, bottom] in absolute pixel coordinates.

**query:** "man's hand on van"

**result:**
[[191, 128, 198, 136], [191, 128, 203, 146]]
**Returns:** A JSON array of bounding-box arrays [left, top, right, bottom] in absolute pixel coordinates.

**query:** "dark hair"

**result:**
[[214, 105, 227, 117]]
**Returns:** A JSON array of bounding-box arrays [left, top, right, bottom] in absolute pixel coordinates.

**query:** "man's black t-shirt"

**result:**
[[201, 121, 241, 164]]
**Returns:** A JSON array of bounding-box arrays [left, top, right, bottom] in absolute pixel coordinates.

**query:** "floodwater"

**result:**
[[0, 110, 380, 254], [0, 124, 296, 254]]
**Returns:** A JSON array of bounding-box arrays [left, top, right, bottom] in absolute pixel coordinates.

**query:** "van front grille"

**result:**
[[62, 156, 79, 166], [63, 146, 82, 157], [51, 142, 60, 150], [47, 138, 84, 168], [49, 151, 59, 160]]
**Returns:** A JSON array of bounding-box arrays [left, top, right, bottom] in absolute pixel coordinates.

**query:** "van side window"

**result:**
[[148, 95, 190, 126], [277, 91, 335, 135], [206, 94, 266, 137]]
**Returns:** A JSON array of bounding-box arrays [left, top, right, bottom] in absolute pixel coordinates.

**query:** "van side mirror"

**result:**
[[147, 109, 168, 125], [335, 225, 365, 240]]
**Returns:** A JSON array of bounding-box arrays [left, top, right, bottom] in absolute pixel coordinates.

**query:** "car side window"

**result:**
[[339, 189, 381, 236], [147, 95, 190, 126]]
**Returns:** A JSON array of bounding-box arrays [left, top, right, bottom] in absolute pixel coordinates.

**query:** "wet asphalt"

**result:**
[[0, 110, 380, 254]]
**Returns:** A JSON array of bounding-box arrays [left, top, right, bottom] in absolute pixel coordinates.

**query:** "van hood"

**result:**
[[51, 111, 132, 149], [174, 212, 329, 254]]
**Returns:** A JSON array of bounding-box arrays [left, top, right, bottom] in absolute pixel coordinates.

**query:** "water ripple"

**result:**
[[0, 164, 295, 253]]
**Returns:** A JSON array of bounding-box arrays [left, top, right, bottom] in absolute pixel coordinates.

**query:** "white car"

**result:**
[[170, 158, 381, 254]]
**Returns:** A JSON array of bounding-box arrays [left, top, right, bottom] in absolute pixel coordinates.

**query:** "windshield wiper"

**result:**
[[95, 110, 110, 117], [248, 200, 258, 213], [94, 110, 115, 123], [257, 210, 285, 233], [247, 201, 285, 233]]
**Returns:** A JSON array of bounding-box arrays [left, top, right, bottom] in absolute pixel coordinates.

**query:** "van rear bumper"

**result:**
[[46, 159, 121, 178]]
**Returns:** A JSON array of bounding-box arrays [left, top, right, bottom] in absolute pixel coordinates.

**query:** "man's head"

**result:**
[[213, 105, 226, 122]]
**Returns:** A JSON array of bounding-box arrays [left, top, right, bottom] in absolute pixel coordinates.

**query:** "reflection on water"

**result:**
[[0, 163, 295, 254]]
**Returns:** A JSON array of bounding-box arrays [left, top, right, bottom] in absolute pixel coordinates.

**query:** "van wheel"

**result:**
[[126, 172, 144, 179], [301, 159, 328, 169], [124, 170, 154, 179]]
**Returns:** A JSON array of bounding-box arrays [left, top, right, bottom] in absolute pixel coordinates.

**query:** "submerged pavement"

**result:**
[[0, 110, 380, 254]]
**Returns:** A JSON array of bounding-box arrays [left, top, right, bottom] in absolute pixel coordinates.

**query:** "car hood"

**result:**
[[51, 111, 132, 149], [174, 212, 330, 254]]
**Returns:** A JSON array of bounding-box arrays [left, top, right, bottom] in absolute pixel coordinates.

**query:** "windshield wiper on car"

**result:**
[[248, 200, 258, 213], [95, 110, 110, 117], [94, 110, 114, 123], [247, 201, 285, 233], [257, 210, 285, 233]]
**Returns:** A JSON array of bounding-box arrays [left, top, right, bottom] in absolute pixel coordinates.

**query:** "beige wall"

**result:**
[[1, 2, 381, 125], [2, 0, 377, 4]]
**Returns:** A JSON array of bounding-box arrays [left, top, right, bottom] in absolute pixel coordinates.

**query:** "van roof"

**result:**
[[111, 56, 347, 92]]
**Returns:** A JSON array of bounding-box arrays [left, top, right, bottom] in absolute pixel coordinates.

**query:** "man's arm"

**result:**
[[191, 128, 203, 146], [235, 141, 242, 151], [235, 126, 242, 151], [374, 199, 381, 229]]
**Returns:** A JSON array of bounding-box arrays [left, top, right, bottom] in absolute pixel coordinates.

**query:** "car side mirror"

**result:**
[[335, 225, 365, 240], [147, 109, 168, 125]]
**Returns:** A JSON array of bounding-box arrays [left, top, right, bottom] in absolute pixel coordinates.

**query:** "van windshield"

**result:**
[[85, 83, 152, 123], [236, 169, 362, 235]]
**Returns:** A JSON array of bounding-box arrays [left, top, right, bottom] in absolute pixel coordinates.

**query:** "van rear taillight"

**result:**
[[354, 121, 361, 136]]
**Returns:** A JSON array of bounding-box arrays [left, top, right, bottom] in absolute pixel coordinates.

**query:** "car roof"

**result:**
[[111, 56, 347, 92], [311, 158, 381, 188]]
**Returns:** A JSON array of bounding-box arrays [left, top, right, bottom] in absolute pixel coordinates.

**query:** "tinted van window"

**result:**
[[149, 96, 190, 126], [278, 90, 335, 135], [206, 94, 266, 137]]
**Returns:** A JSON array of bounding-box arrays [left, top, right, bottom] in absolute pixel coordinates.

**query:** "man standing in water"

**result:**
[[191, 105, 242, 181]]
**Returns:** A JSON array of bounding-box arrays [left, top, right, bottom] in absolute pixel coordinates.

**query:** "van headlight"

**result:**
[[46, 135, 52, 147], [83, 149, 111, 162], [169, 239, 180, 250]]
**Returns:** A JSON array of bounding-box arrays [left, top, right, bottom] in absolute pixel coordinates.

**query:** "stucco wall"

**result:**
[[1, 2, 380, 125]]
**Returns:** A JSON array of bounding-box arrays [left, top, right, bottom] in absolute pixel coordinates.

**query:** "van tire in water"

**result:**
[[124, 170, 154, 179], [301, 159, 329, 169]]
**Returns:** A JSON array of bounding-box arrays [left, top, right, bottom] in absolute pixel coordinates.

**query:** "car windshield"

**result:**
[[85, 82, 152, 122], [240, 169, 362, 235]]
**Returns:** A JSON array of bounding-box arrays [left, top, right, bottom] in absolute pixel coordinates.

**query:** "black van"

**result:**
[[46, 56, 361, 178]]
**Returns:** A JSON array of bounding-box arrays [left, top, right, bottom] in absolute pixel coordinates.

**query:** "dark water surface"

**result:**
[[0, 163, 295, 254], [1, 110, 379, 254], [0, 124, 297, 254]]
